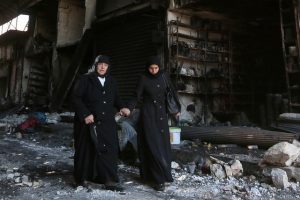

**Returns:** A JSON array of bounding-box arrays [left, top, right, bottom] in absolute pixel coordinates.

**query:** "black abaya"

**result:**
[[72, 72, 124, 184], [136, 72, 180, 184]]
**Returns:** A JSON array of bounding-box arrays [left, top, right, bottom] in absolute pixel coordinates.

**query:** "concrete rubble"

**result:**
[[1, 113, 300, 199], [260, 140, 300, 190]]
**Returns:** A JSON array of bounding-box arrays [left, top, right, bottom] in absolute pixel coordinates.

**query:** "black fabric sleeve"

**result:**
[[72, 75, 92, 122], [165, 72, 181, 112]]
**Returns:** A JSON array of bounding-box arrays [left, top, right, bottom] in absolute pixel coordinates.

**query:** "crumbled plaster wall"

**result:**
[[57, 0, 85, 47]]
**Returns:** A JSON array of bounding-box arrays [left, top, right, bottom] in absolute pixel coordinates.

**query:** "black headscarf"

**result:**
[[92, 55, 111, 78], [145, 56, 163, 78]]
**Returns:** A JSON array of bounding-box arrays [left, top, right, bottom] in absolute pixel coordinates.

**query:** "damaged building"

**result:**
[[1, 1, 300, 199], [0, 0, 299, 129]]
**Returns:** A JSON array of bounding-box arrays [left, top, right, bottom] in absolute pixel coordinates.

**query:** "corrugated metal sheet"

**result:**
[[93, 14, 164, 100]]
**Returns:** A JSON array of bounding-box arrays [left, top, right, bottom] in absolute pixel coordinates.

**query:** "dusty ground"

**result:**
[[0, 122, 300, 200]]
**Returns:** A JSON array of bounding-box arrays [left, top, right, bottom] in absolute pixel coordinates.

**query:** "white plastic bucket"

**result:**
[[169, 127, 181, 145]]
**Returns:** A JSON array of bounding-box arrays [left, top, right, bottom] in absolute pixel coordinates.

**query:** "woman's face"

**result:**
[[97, 63, 109, 76], [148, 64, 159, 75]]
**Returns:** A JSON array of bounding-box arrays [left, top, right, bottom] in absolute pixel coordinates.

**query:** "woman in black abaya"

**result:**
[[136, 56, 181, 191], [72, 55, 130, 191]]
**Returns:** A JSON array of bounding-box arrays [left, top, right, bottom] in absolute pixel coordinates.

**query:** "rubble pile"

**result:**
[[260, 140, 300, 190], [1, 115, 300, 199]]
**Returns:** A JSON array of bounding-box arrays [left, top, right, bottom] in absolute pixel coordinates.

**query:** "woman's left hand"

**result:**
[[120, 108, 131, 116], [174, 112, 181, 118]]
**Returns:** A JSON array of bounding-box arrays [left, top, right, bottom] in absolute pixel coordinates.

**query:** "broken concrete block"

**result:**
[[14, 177, 21, 183], [262, 142, 300, 167], [224, 164, 233, 177], [249, 175, 256, 182], [23, 181, 33, 187], [14, 172, 20, 177], [281, 166, 300, 182], [7, 174, 14, 179], [177, 175, 187, 181], [171, 161, 180, 169], [33, 180, 43, 188], [15, 132, 22, 139], [271, 168, 290, 189], [75, 186, 84, 192], [186, 162, 196, 174], [210, 164, 226, 179], [22, 175, 29, 182], [290, 182, 297, 191], [230, 160, 243, 177]]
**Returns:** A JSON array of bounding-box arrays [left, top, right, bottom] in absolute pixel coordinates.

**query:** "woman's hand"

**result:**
[[174, 112, 181, 118], [120, 108, 131, 117], [84, 114, 94, 124]]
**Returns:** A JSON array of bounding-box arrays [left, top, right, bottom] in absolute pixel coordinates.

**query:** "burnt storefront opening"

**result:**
[[167, 0, 286, 126]]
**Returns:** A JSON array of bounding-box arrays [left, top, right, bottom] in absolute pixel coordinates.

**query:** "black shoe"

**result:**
[[153, 183, 165, 191], [104, 184, 124, 192]]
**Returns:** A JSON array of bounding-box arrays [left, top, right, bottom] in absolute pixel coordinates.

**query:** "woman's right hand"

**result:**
[[84, 114, 94, 124]]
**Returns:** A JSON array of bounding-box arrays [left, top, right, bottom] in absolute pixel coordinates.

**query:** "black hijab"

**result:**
[[93, 55, 111, 78], [145, 56, 163, 78]]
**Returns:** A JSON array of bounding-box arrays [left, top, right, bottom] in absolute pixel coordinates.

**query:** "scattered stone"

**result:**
[[271, 168, 290, 189], [171, 161, 180, 169], [249, 175, 256, 182], [14, 173, 20, 177], [186, 162, 196, 174], [23, 181, 33, 187], [7, 174, 14, 179], [224, 164, 233, 177], [21, 175, 29, 182], [281, 166, 300, 182], [75, 186, 84, 192], [210, 164, 226, 179], [33, 180, 43, 188], [230, 160, 243, 177], [177, 175, 187, 181], [14, 177, 21, 183], [15, 132, 22, 139], [290, 182, 297, 191], [261, 142, 300, 167]]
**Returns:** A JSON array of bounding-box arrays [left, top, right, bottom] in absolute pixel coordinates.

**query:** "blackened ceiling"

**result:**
[[179, 0, 278, 22], [0, 0, 43, 25]]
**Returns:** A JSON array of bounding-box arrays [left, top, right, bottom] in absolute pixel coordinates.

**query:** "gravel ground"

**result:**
[[0, 122, 300, 200]]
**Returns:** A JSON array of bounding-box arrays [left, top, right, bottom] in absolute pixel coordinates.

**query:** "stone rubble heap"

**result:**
[[4, 167, 43, 188], [260, 140, 300, 189]]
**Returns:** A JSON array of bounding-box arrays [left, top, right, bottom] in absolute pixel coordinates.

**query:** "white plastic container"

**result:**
[[169, 127, 181, 145]]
